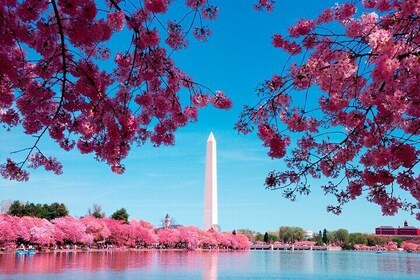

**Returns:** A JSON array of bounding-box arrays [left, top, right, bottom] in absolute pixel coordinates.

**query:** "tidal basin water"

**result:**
[[1, 250, 419, 279]]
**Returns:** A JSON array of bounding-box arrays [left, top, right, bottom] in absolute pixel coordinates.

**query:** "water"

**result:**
[[0, 250, 419, 279]]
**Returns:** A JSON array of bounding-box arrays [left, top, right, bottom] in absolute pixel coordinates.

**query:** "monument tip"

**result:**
[[207, 132, 215, 142]]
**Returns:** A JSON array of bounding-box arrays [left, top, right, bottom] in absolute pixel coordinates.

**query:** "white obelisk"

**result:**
[[204, 132, 218, 231]]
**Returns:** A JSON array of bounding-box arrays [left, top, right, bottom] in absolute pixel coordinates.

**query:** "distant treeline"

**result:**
[[237, 226, 418, 250], [5, 200, 130, 223], [7, 201, 68, 220]]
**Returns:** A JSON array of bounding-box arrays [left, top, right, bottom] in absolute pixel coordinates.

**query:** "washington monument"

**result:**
[[204, 132, 218, 231]]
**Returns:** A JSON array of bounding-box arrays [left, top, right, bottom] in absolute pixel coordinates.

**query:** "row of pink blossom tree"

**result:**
[[0, 214, 250, 250], [400, 241, 420, 252], [354, 241, 420, 252]]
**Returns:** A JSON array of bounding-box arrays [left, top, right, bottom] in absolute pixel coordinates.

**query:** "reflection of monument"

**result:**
[[204, 132, 219, 231], [203, 253, 218, 280]]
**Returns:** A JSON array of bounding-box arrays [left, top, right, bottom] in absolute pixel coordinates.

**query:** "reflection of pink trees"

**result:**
[[0, 214, 251, 250]]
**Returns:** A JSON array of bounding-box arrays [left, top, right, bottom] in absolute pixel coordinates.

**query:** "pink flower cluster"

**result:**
[[211, 91, 233, 110], [0, 0, 230, 180], [193, 26, 212, 41], [0, 214, 251, 250], [253, 0, 275, 13], [257, 124, 290, 159], [401, 241, 420, 252], [144, 0, 169, 14], [166, 22, 188, 49], [272, 35, 302, 55], [202, 6, 218, 20], [294, 241, 316, 247], [186, 0, 206, 9], [28, 153, 63, 175], [288, 20, 316, 38], [238, 0, 419, 219]]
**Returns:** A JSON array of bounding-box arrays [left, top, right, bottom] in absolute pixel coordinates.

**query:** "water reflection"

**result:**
[[302, 251, 314, 274], [0, 251, 419, 279], [0, 251, 154, 274], [202, 252, 218, 280]]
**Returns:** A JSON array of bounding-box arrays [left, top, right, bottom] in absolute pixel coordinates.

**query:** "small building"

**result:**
[[398, 221, 420, 236], [163, 214, 172, 229], [375, 221, 420, 236], [161, 214, 182, 229], [304, 229, 314, 239], [375, 226, 398, 235]]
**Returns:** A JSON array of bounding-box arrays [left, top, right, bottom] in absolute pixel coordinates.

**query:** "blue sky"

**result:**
[[0, 0, 418, 233]]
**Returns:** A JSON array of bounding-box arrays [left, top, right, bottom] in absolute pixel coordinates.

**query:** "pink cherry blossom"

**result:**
[[211, 91, 233, 109], [0, 0, 228, 181], [238, 0, 419, 219], [186, 0, 206, 9], [254, 0, 275, 13], [144, 0, 169, 14], [52, 216, 90, 244], [289, 20, 316, 37], [166, 22, 188, 50], [0, 215, 17, 247], [202, 6, 218, 20]]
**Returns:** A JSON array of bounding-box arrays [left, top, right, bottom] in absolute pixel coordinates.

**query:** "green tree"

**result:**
[[255, 233, 264, 242], [268, 233, 278, 242], [322, 229, 329, 244], [22, 202, 37, 216], [348, 233, 368, 246], [46, 202, 69, 220], [111, 208, 129, 223], [316, 230, 323, 245], [263, 232, 269, 243], [392, 237, 403, 247], [292, 227, 305, 242], [7, 200, 25, 217], [232, 230, 236, 235], [279, 226, 293, 243], [7, 200, 68, 220], [327, 231, 336, 244], [334, 229, 349, 246], [279, 226, 304, 243], [367, 235, 383, 247]]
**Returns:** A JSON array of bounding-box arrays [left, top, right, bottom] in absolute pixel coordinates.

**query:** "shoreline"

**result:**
[[1, 248, 418, 255], [0, 248, 243, 254]]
